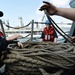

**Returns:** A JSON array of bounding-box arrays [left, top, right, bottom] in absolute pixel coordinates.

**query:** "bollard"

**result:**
[[31, 20, 34, 41]]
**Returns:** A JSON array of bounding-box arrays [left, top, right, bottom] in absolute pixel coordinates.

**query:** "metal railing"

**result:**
[[0, 19, 72, 43]]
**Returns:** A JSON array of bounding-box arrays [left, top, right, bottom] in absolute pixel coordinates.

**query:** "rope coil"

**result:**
[[0, 42, 75, 75]]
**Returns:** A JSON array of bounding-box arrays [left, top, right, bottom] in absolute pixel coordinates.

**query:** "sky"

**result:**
[[0, 0, 72, 28]]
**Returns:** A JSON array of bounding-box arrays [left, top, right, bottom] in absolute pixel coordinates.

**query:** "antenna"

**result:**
[[18, 17, 24, 27]]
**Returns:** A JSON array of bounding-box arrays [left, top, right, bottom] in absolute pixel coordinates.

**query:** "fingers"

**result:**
[[19, 45, 23, 48], [39, 1, 50, 11], [18, 42, 23, 48], [70, 37, 75, 42], [43, 1, 50, 5], [39, 1, 57, 15], [39, 4, 49, 11]]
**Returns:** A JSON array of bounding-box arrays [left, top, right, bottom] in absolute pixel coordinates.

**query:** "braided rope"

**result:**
[[0, 42, 75, 75]]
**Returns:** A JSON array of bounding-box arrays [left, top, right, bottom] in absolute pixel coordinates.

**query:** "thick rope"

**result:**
[[3, 21, 31, 29], [0, 42, 75, 75]]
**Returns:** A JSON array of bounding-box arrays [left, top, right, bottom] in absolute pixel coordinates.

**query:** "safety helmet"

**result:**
[[45, 20, 51, 25]]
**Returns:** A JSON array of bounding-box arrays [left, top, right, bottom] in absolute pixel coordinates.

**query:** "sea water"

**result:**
[[17, 24, 71, 43]]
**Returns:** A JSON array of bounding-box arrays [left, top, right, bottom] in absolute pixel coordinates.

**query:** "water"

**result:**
[[17, 35, 67, 43], [17, 26, 71, 43], [17, 37, 40, 43]]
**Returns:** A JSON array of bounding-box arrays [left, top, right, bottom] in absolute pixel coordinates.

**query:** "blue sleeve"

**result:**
[[7, 40, 19, 44], [40, 31, 45, 38], [54, 30, 58, 38], [0, 36, 5, 39]]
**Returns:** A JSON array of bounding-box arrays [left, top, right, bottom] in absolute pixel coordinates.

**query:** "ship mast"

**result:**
[[19, 17, 24, 27]]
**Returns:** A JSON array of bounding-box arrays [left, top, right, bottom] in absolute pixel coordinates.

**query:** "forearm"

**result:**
[[56, 8, 75, 21], [6, 34, 23, 41], [7, 40, 19, 44]]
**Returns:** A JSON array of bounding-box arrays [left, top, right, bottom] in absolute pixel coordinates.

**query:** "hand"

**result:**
[[39, 1, 57, 15], [71, 36, 75, 42], [17, 42, 23, 48], [40, 39, 43, 42]]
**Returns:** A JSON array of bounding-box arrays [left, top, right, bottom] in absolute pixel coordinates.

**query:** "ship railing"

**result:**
[[0, 19, 71, 43]]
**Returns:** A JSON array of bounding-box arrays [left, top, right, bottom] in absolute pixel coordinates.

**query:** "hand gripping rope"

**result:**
[[44, 10, 75, 46]]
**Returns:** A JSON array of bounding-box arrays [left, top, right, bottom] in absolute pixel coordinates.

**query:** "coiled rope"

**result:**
[[0, 42, 75, 75]]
